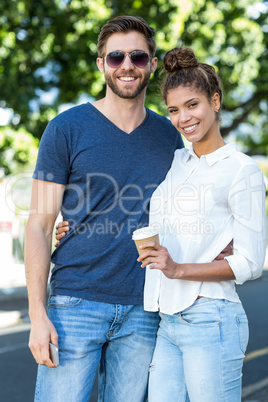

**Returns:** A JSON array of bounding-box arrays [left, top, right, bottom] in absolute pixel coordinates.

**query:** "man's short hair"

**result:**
[[97, 15, 156, 58]]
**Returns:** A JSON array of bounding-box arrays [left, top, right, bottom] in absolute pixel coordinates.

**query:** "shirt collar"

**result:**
[[185, 143, 237, 166]]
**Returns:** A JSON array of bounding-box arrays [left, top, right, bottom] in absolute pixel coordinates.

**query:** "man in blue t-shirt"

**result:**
[[25, 16, 184, 401]]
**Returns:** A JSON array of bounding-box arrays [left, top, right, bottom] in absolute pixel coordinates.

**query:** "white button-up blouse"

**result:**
[[144, 143, 267, 315]]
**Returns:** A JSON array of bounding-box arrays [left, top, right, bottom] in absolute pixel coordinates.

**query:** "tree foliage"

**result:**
[[0, 126, 38, 176], [178, 0, 268, 155], [0, 0, 267, 175]]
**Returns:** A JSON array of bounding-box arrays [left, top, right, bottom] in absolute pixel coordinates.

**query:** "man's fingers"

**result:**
[[28, 319, 58, 368], [30, 340, 58, 368], [40, 343, 55, 367], [55, 232, 66, 240], [57, 221, 69, 229], [214, 240, 234, 261], [51, 332, 59, 349], [29, 342, 53, 367], [29, 342, 41, 364], [214, 253, 224, 261], [57, 226, 69, 235]]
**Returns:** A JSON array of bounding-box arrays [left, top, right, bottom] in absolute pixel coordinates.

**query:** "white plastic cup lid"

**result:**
[[132, 227, 159, 240]]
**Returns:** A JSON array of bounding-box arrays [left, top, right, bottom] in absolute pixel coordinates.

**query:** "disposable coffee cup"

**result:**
[[132, 227, 159, 259]]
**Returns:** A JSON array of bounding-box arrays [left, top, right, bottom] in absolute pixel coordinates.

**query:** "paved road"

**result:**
[[0, 273, 267, 401], [0, 324, 35, 401], [237, 272, 268, 388], [0, 321, 98, 401]]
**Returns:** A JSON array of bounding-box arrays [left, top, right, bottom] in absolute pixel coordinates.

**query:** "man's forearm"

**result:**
[[25, 219, 53, 320], [24, 179, 64, 366]]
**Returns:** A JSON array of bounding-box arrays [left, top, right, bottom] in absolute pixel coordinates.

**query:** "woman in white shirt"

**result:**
[[137, 47, 267, 401]]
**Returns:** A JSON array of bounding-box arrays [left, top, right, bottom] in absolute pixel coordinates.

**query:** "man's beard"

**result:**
[[105, 71, 151, 99]]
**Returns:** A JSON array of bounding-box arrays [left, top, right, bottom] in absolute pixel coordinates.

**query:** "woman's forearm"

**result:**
[[175, 259, 235, 282]]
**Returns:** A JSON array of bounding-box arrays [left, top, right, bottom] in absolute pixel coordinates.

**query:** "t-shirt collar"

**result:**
[[185, 143, 237, 165]]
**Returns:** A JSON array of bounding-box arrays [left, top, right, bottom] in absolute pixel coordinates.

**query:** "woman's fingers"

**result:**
[[138, 249, 159, 262], [139, 241, 161, 250], [138, 244, 166, 262]]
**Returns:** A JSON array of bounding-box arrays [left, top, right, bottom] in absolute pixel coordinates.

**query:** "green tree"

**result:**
[[178, 0, 268, 155], [0, 126, 38, 176], [0, 0, 267, 168]]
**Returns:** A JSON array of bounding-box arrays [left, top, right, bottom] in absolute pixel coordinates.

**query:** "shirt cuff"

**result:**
[[224, 254, 254, 285]]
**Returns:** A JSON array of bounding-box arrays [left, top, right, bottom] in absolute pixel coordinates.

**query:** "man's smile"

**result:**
[[118, 76, 137, 82]]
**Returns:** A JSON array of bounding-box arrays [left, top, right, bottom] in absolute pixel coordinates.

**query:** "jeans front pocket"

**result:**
[[48, 295, 83, 308], [180, 299, 220, 327], [180, 312, 220, 327], [236, 314, 249, 355]]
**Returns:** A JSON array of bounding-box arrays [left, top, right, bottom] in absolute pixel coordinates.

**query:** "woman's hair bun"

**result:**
[[163, 47, 199, 73]]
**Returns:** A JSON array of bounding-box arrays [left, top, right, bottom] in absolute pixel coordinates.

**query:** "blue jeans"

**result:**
[[148, 298, 249, 402], [34, 296, 159, 402]]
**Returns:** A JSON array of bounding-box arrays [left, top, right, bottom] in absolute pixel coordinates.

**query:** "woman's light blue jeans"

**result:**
[[148, 298, 249, 402], [34, 296, 159, 402]]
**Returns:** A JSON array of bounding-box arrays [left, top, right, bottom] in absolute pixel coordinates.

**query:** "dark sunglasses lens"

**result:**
[[106, 51, 124, 68], [131, 51, 149, 68]]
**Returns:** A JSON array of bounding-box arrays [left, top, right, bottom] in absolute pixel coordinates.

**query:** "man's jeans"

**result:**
[[34, 296, 159, 402], [148, 298, 249, 402]]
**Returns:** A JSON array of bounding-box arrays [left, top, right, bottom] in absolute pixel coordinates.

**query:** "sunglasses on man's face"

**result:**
[[104, 50, 151, 69]]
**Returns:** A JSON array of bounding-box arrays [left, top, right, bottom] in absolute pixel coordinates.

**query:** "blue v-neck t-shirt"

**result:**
[[33, 102, 184, 304]]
